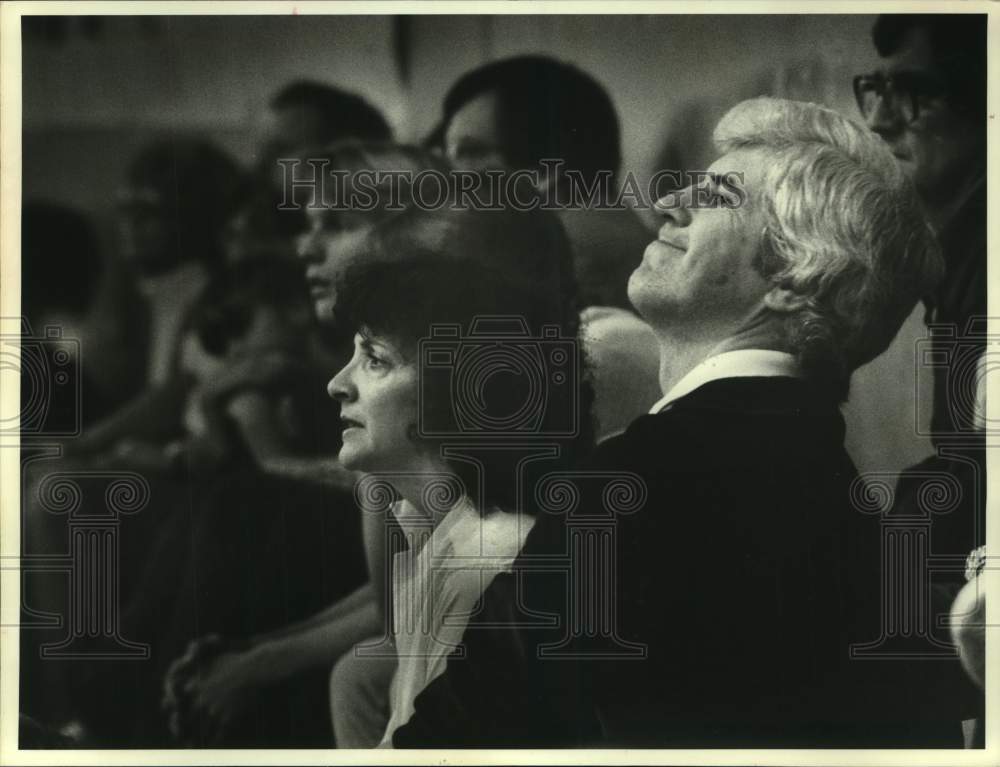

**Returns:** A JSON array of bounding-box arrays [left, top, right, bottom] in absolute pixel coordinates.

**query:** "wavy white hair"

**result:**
[[714, 97, 943, 398]]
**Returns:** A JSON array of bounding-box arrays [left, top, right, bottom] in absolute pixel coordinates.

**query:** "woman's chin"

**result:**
[[337, 446, 364, 473]]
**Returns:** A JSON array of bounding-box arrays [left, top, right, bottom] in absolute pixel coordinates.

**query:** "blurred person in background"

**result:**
[[71, 256, 365, 748], [61, 138, 245, 460], [856, 12, 987, 567], [256, 80, 393, 195], [20, 140, 244, 737], [435, 55, 661, 441], [225, 80, 393, 267], [855, 13, 988, 746], [20, 202, 117, 428], [19, 201, 121, 733], [24, 122, 395, 747]]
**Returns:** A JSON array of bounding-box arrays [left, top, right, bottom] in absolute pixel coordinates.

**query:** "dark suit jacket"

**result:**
[[394, 377, 977, 748]]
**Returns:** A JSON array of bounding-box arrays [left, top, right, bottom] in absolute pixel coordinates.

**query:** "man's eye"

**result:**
[[915, 91, 946, 109]]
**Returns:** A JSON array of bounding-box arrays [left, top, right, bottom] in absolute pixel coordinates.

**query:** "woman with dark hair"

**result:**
[[325, 203, 592, 747], [162, 144, 455, 746]]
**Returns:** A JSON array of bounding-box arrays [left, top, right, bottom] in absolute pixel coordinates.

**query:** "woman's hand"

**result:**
[[178, 643, 279, 744], [162, 634, 225, 714]]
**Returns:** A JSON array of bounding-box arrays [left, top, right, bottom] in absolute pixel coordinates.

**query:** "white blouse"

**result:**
[[379, 497, 535, 747]]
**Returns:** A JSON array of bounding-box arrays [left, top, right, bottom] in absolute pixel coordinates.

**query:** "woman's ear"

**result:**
[[405, 423, 421, 444], [763, 284, 809, 314]]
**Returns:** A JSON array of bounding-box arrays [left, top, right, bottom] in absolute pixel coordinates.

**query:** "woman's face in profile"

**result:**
[[296, 206, 373, 323], [327, 331, 420, 473], [115, 185, 176, 275]]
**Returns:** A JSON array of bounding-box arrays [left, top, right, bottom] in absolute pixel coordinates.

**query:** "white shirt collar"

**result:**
[[648, 349, 801, 415], [390, 496, 458, 551], [390, 496, 529, 561]]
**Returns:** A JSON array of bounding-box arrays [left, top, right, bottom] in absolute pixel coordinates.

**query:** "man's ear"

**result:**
[[763, 284, 809, 314]]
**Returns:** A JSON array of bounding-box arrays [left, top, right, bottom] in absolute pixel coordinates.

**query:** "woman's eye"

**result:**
[[364, 353, 388, 372]]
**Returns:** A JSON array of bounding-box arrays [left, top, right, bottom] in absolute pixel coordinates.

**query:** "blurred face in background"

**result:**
[[116, 186, 179, 276], [444, 91, 508, 171], [255, 104, 332, 197], [859, 27, 983, 207], [259, 105, 323, 166], [296, 204, 374, 323], [223, 205, 302, 265]]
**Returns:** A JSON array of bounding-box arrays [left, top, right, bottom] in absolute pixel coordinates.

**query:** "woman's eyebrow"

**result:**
[[361, 336, 400, 359]]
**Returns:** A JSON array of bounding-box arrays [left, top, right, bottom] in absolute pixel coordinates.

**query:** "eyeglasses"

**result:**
[[853, 72, 947, 124]]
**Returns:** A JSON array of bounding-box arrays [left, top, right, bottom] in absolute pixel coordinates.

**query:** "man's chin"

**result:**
[[626, 272, 657, 321]]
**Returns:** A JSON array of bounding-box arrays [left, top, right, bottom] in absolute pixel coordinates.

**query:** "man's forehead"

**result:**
[[879, 26, 938, 75], [709, 148, 766, 180]]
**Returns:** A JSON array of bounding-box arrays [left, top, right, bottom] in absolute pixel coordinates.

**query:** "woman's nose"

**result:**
[[296, 229, 322, 263], [327, 364, 354, 402]]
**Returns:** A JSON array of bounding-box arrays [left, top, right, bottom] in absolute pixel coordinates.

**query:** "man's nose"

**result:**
[[654, 187, 693, 227], [865, 95, 903, 138]]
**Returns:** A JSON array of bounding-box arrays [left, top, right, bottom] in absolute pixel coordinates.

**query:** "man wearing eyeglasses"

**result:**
[[855, 13, 987, 746], [856, 15, 986, 232], [855, 13, 986, 449]]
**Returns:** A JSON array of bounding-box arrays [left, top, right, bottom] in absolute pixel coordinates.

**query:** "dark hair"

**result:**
[[336, 205, 594, 511], [126, 138, 245, 269], [22, 201, 103, 320], [192, 257, 311, 357], [872, 14, 986, 117], [442, 55, 621, 182], [270, 80, 393, 145]]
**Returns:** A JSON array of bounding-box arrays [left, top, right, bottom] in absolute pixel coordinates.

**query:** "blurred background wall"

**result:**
[[20, 12, 935, 474]]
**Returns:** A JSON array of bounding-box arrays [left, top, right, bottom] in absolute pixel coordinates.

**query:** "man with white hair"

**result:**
[[390, 97, 974, 748]]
